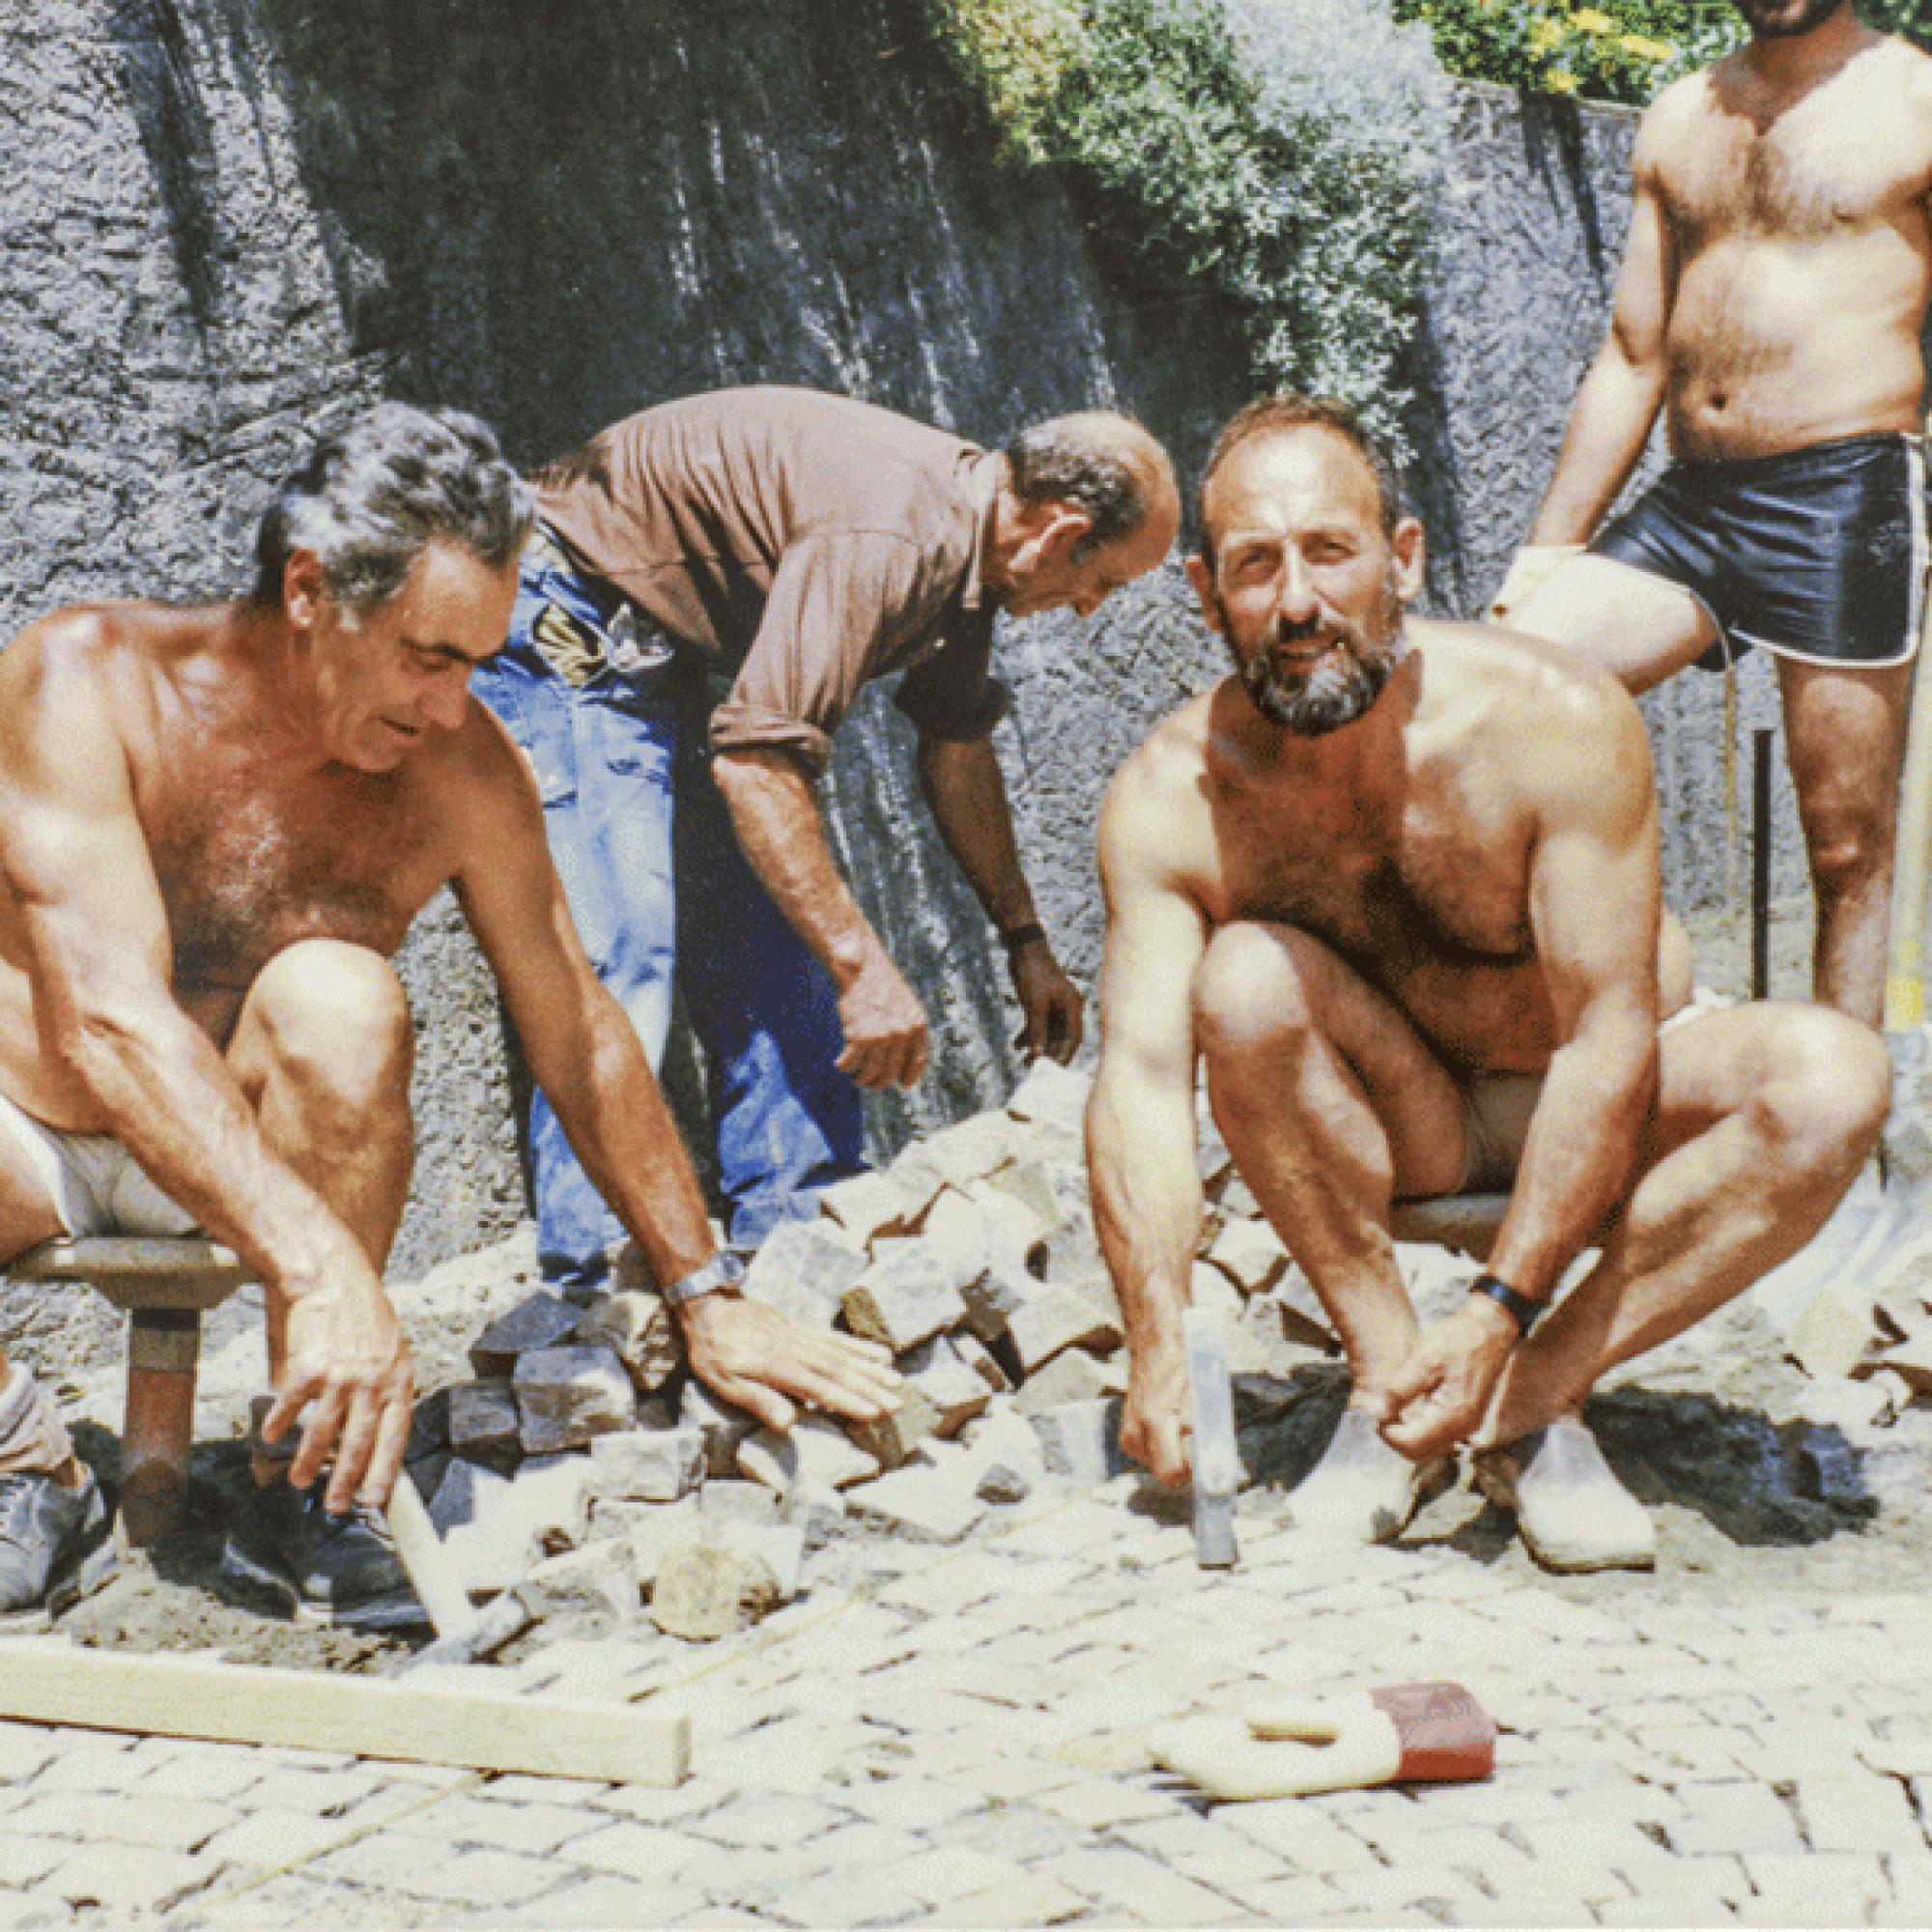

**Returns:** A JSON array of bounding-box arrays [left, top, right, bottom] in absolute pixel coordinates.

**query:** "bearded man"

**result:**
[[1087, 397, 1889, 1572], [1492, 0, 1932, 1028]]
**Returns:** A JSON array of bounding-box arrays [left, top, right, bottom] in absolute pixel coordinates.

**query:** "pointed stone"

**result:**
[[1005, 1057, 1092, 1133], [818, 1170, 928, 1247], [448, 1378, 521, 1461], [1007, 1287, 1124, 1374], [650, 1543, 784, 1639], [590, 1426, 707, 1502], [845, 1383, 942, 1471], [680, 1378, 760, 1478], [514, 1345, 638, 1454], [902, 1333, 993, 1438], [573, 1289, 683, 1394], [736, 1415, 881, 1492], [1206, 1213, 1291, 1295]]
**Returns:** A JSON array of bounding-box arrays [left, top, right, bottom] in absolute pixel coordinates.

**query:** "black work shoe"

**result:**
[[0, 1468, 106, 1613], [250, 1478, 409, 1607]]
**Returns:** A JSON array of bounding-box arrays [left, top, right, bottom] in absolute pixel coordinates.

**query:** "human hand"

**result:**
[[260, 1245, 414, 1512], [1378, 1297, 1517, 1460], [1120, 1343, 1193, 1489], [835, 944, 930, 1089], [1009, 936, 1085, 1065], [1486, 543, 1584, 623], [679, 1291, 902, 1431]]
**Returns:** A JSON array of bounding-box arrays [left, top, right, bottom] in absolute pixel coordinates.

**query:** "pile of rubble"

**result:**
[[405, 1058, 1349, 1643]]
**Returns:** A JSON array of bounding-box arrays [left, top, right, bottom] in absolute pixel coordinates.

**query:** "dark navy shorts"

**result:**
[[1591, 433, 1927, 673]]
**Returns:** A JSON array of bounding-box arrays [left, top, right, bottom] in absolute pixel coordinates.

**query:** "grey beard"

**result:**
[[1241, 623, 1406, 735]]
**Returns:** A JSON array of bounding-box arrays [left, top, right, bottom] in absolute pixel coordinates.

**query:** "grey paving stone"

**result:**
[[0, 1832, 68, 1888], [390, 1845, 567, 1907], [1037, 1842, 1255, 1924], [1663, 1782, 1806, 1857], [193, 1807, 357, 1868], [681, 1793, 848, 1849], [2, 1790, 238, 1852], [41, 1841, 223, 1915], [562, 1822, 721, 1882], [836, 1776, 984, 1832], [757, 1868, 929, 1925], [518, 1874, 711, 1924]]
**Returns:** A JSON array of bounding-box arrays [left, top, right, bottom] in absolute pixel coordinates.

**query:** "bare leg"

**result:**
[[223, 940, 415, 1393], [1192, 923, 1468, 1408], [1777, 655, 1914, 1028], [1507, 554, 1718, 694], [1486, 1002, 1889, 1443]]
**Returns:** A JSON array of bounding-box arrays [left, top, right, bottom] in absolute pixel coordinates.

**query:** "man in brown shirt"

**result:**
[[469, 385, 1179, 1290]]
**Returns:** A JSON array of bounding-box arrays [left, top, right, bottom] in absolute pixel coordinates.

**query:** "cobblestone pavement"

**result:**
[[3, 1472, 1931, 1929]]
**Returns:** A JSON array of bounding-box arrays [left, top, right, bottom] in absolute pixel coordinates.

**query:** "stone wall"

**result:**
[[0, 3, 1823, 1278]]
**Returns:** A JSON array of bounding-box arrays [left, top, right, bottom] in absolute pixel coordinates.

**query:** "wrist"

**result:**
[[998, 921, 1048, 955], [1467, 1272, 1548, 1339], [662, 1249, 747, 1316]]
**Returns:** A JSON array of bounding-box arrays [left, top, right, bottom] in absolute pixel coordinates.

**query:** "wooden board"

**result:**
[[0, 1637, 689, 1786]]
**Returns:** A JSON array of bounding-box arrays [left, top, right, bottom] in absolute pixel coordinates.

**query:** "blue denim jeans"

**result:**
[[469, 550, 864, 1287]]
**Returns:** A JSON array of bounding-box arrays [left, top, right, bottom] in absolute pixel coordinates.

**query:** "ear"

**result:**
[[1185, 554, 1224, 634], [1389, 518, 1426, 604], [282, 550, 329, 630], [1032, 501, 1093, 561]]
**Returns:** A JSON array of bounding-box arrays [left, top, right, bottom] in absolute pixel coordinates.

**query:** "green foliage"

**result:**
[[1390, 0, 1744, 103], [920, 0, 1449, 455], [1863, 0, 1932, 45]]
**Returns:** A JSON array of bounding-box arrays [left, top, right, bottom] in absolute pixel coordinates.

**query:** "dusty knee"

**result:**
[[1799, 798, 1895, 899], [242, 941, 413, 1109], [1191, 923, 1319, 1065]]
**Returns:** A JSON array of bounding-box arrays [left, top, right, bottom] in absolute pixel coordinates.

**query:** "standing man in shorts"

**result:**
[[469, 386, 1179, 1292], [1094, 397, 1889, 1570], [1491, 0, 1932, 1026]]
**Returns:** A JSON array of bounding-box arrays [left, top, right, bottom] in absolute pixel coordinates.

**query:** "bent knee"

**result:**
[[243, 941, 413, 1095], [1759, 1009, 1889, 1175], [1191, 923, 1319, 1060]]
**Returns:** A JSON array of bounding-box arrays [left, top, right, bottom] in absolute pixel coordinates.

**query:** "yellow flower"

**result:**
[[1546, 68, 1580, 91], [1621, 32, 1675, 59], [1570, 8, 1615, 31], [1528, 15, 1565, 48]]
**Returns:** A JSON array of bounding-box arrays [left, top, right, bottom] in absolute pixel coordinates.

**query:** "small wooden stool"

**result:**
[[11, 1236, 253, 1547], [1390, 1193, 1509, 1264]]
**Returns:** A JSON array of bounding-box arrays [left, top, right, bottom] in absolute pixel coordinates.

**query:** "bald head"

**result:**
[[1006, 412, 1180, 563]]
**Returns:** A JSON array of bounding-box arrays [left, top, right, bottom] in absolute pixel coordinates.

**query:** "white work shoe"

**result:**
[[1287, 1407, 1453, 1544], [1474, 1415, 1656, 1574]]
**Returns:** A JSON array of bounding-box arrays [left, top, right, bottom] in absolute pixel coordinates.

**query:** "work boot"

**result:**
[[250, 1478, 409, 1607], [0, 1467, 105, 1612], [1287, 1407, 1453, 1544], [1473, 1416, 1656, 1574]]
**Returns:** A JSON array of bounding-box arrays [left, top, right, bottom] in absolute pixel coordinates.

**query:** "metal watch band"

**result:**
[[661, 1249, 747, 1307], [1468, 1272, 1547, 1337]]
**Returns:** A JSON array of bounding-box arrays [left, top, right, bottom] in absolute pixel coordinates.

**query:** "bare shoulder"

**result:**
[[1412, 619, 1651, 814], [1879, 27, 1932, 110], [1099, 689, 1213, 870], [0, 602, 183, 749], [1633, 65, 1714, 165], [423, 690, 551, 865]]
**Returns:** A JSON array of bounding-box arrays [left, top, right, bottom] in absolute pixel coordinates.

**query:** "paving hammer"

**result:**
[[1184, 1305, 1239, 1568]]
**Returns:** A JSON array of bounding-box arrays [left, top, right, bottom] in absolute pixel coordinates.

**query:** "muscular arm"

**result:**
[[1383, 677, 1662, 1456], [1087, 755, 1211, 1488], [1526, 127, 1677, 545], [453, 724, 898, 1428], [0, 623, 410, 1507], [709, 745, 927, 1090], [916, 732, 1083, 1065]]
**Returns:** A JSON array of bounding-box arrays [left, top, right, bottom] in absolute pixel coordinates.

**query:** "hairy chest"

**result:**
[[142, 763, 440, 989], [1662, 89, 1932, 243]]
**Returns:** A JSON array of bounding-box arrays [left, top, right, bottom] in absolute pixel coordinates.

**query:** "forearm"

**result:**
[[1088, 1069, 1204, 1368], [58, 1003, 368, 1288], [1527, 351, 1668, 547], [1485, 1028, 1656, 1301], [711, 747, 884, 988], [916, 734, 1038, 933]]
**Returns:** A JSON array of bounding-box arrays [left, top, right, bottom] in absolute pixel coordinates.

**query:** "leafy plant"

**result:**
[[921, 0, 1449, 455]]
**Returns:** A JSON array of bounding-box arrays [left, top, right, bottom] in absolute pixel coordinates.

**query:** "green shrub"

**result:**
[[1389, 0, 1744, 104], [921, 0, 1448, 455]]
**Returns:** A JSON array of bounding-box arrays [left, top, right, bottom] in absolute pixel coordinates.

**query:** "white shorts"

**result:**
[[0, 1091, 198, 1240]]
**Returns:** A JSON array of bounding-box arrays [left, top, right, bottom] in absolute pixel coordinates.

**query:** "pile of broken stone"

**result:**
[[405, 1057, 1350, 1643]]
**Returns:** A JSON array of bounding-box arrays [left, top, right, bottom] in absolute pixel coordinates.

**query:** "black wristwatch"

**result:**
[[661, 1250, 747, 1308], [1468, 1272, 1547, 1338]]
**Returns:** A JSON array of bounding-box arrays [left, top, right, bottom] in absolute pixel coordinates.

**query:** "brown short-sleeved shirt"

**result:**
[[533, 387, 1009, 773]]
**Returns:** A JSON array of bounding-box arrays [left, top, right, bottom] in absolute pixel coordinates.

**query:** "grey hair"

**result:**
[[250, 403, 534, 622], [1005, 415, 1157, 562]]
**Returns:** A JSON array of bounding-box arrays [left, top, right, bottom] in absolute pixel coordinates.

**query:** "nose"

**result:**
[[1277, 551, 1321, 624], [420, 670, 470, 732], [1074, 586, 1107, 619]]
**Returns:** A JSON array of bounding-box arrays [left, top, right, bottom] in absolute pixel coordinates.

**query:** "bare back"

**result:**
[[1648, 26, 1932, 456], [1104, 623, 1681, 1082], [0, 604, 487, 1130]]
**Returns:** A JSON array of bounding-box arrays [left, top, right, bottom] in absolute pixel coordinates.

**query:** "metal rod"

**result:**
[[1752, 727, 1774, 1001]]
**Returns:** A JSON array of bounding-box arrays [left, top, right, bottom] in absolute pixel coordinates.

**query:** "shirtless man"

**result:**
[[1091, 397, 1889, 1571], [1492, 0, 1932, 1026], [0, 404, 896, 1611]]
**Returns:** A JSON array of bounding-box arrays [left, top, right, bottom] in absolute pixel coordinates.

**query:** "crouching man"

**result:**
[[1088, 396, 1888, 1572], [0, 404, 896, 1612]]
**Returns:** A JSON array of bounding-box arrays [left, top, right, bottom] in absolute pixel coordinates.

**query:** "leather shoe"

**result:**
[[1474, 1416, 1655, 1574]]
